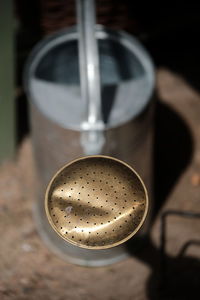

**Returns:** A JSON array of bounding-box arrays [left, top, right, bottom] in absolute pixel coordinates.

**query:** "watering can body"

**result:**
[[25, 26, 155, 266]]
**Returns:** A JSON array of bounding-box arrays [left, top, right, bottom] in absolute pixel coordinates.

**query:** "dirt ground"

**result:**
[[0, 69, 200, 300]]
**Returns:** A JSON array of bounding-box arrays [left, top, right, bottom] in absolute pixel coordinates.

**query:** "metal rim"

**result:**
[[45, 155, 149, 250], [24, 25, 155, 131]]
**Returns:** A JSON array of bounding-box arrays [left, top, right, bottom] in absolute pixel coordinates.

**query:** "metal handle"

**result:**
[[76, 0, 105, 155]]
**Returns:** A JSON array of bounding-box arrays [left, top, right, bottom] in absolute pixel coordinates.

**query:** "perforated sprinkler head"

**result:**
[[45, 155, 148, 249]]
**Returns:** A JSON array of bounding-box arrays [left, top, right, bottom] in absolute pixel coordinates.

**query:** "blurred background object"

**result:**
[[0, 0, 15, 163]]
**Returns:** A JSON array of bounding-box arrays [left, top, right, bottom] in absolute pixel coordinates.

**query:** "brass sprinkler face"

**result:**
[[45, 155, 148, 250]]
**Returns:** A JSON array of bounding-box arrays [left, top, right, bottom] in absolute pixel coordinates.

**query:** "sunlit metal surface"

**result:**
[[45, 155, 148, 249]]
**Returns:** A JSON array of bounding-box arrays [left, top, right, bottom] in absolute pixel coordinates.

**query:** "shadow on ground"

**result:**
[[128, 236, 200, 300], [126, 99, 198, 299], [153, 100, 194, 216]]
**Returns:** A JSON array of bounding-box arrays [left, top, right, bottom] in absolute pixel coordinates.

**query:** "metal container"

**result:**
[[24, 25, 155, 266]]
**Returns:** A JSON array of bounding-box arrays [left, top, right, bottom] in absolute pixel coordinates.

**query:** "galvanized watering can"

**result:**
[[24, 24, 155, 266]]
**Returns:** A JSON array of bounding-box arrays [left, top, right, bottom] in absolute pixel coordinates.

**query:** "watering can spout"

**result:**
[[76, 0, 105, 155], [45, 155, 148, 250]]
